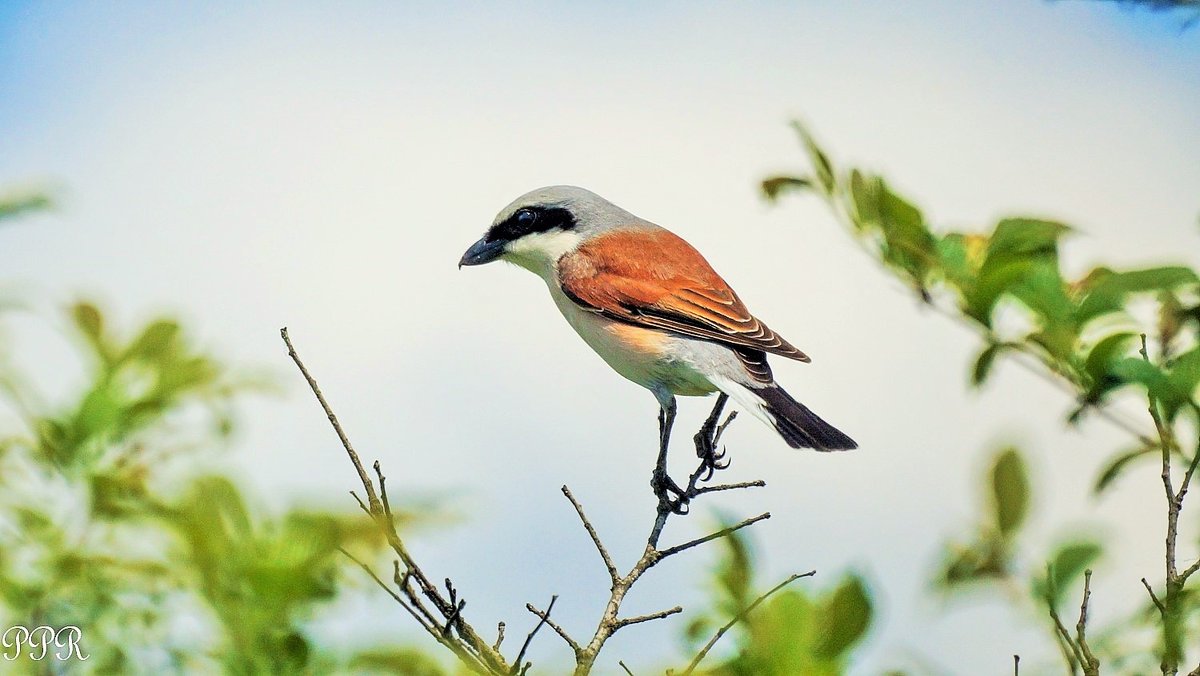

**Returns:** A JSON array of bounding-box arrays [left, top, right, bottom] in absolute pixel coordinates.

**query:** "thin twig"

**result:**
[[512, 596, 557, 674], [525, 602, 581, 655], [374, 460, 394, 523], [281, 327, 380, 512], [1142, 577, 1167, 615], [680, 571, 815, 675], [694, 479, 767, 496], [619, 661, 635, 676], [615, 606, 684, 628], [349, 490, 370, 516], [657, 513, 771, 560], [337, 548, 429, 632], [338, 547, 486, 671], [1045, 562, 1084, 675], [562, 486, 619, 583], [282, 327, 505, 675], [1075, 570, 1099, 676]]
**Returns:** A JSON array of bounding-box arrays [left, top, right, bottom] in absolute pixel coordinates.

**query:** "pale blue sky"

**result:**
[[2, 1, 1199, 673]]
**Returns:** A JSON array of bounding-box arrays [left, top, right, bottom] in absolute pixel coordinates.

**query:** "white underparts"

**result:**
[[502, 229, 584, 278]]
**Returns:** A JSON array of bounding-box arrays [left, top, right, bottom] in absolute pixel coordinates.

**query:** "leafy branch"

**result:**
[[765, 123, 1200, 673]]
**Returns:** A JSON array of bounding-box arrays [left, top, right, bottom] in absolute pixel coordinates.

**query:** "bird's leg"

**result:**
[[693, 393, 732, 482], [651, 397, 685, 506]]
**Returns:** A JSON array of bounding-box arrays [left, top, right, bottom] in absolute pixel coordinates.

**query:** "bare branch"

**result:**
[[562, 485, 619, 583], [287, 326, 790, 675], [525, 602, 582, 655], [349, 490, 370, 516], [615, 606, 683, 628], [619, 661, 635, 676], [1075, 570, 1099, 676], [493, 622, 506, 652], [374, 459, 394, 523], [694, 479, 766, 496], [338, 548, 427, 631], [512, 595, 557, 674], [338, 548, 487, 673], [1047, 603, 1082, 675], [1142, 577, 1167, 615], [281, 327, 380, 512], [658, 512, 771, 560], [681, 571, 815, 675], [282, 327, 507, 674]]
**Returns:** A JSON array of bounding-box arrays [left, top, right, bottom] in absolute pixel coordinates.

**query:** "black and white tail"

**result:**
[[754, 385, 856, 450], [714, 377, 857, 451]]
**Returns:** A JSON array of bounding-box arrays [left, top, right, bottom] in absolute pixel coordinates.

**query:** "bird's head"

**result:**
[[459, 185, 637, 277]]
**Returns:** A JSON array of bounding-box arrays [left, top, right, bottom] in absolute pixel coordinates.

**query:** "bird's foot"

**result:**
[[651, 468, 690, 515], [693, 413, 733, 483]]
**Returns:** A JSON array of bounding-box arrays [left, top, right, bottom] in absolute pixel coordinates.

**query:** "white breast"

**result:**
[[544, 281, 720, 400]]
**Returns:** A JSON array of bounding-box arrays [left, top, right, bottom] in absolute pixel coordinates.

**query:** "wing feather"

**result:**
[[558, 228, 810, 363]]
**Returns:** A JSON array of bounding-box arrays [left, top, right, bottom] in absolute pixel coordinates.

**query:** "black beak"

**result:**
[[459, 237, 506, 268]]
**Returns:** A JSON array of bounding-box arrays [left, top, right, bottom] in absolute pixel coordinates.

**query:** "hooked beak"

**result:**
[[458, 237, 506, 268]]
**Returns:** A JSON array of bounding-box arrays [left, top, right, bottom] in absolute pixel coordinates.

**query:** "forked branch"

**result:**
[[284, 327, 807, 675]]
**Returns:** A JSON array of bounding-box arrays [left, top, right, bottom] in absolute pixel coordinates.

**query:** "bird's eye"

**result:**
[[515, 209, 537, 227]]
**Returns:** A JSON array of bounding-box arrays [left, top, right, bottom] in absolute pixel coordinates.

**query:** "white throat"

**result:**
[[502, 229, 584, 279]]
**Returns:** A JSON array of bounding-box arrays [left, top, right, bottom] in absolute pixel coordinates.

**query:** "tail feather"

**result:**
[[755, 385, 857, 451], [712, 377, 856, 451]]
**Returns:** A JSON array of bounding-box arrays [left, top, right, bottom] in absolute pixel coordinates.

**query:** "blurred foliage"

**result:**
[[0, 298, 412, 673], [0, 196, 446, 674], [765, 125, 1200, 673], [763, 121, 1200, 491], [0, 189, 52, 222], [681, 524, 872, 675]]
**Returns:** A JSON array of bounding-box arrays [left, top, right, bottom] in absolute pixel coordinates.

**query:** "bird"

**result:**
[[459, 186, 855, 497]]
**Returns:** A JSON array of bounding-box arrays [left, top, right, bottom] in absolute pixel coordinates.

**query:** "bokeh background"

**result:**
[[2, 1, 1198, 672]]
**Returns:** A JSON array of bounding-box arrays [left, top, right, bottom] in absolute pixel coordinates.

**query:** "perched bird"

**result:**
[[459, 186, 855, 489]]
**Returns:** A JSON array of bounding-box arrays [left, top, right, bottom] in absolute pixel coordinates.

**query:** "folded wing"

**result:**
[[558, 227, 810, 363]]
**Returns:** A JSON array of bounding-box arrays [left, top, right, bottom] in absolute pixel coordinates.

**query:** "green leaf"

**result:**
[[1075, 266, 1199, 324], [847, 170, 876, 232], [813, 576, 872, 658], [761, 176, 813, 201], [878, 183, 936, 280], [987, 218, 1071, 259], [1083, 332, 1137, 387], [937, 538, 1009, 587], [1167, 347, 1200, 410], [1093, 446, 1156, 494], [1109, 358, 1190, 418], [991, 448, 1029, 537], [966, 259, 1036, 326], [123, 320, 181, 363], [792, 122, 835, 194], [1035, 541, 1102, 608], [971, 343, 1005, 387]]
